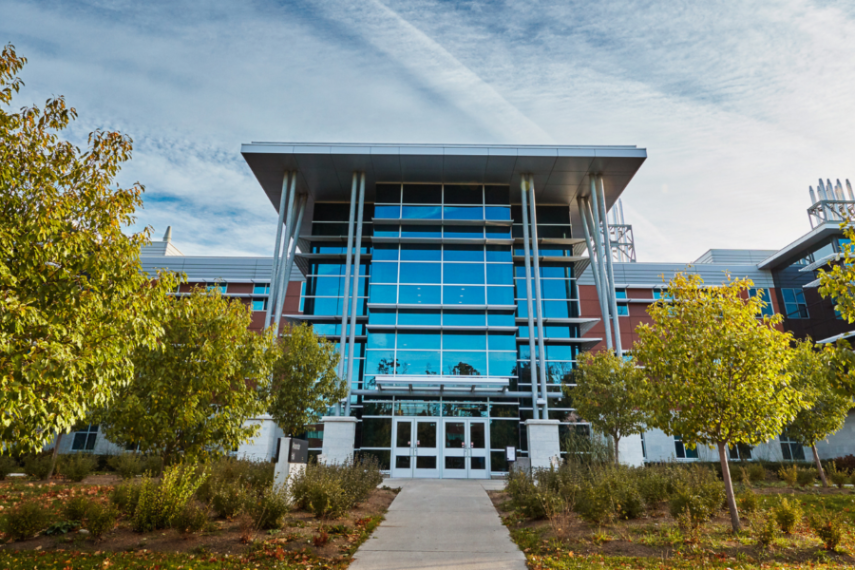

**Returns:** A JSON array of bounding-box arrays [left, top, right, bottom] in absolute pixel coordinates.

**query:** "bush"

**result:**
[[64, 495, 91, 521], [3, 501, 52, 540], [173, 501, 210, 535], [246, 485, 290, 530], [747, 463, 767, 483], [111, 480, 142, 515], [143, 455, 163, 477], [576, 467, 645, 523], [737, 489, 760, 514], [636, 469, 670, 507], [772, 496, 802, 534], [777, 464, 798, 486], [290, 457, 382, 519], [751, 513, 778, 549], [196, 458, 273, 504], [108, 454, 144, 479], [826, 462, 850, 489], [23, 455, 53, 480], [506, 468, 563, 520], [209, 480, 253, 519], [808, 509, 844, 550], [0, 456, 19, 480], [132, 464, 207, 532], [830, 454, 855, 472], [85, 502, 118, 540], [668, 489, 719, 528], [795, 467, 816, 488], [59, 454, 97, 482]]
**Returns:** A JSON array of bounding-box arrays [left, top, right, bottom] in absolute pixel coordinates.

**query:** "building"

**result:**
[[59, 142, 855, 476]]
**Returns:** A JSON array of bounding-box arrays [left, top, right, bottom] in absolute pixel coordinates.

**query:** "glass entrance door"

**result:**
[[391, 418, 440, 478], [442, 419, 489, 479]]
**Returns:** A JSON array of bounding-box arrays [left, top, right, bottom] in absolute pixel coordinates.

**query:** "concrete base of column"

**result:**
[[619, 433, 646, 467], [273, 437, 306, 491], [320, 416, 358, 465], [525, 419, 561, 470]]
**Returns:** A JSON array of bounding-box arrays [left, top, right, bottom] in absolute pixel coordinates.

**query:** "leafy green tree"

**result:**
[[818, 222, 855, 325], [633, 273, 804, 532], [571, 350, 651, 465], [0, 45, 176, 469], [786, 339, 853, 487], [268, 323, 345, 436], [99, 288, 275, 464]]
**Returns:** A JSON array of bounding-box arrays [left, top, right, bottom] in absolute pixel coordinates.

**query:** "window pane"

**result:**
[[443, 332, 487, 351], [540, 279, 572, 299], [397, 331, 440, 350], [399, 285, 441, 304], [542, 300, 574, 318], [445, 226, 483, 238], [487, 287, 515, 305], [443, 245, 484, 262], [304, 297, 343, 315], [488, 333, 516, 351], [485, 245, 512, 262], [400, 262, 440, 284], [445, 422, 465, 448], [442, 310, 485, 327], [400, 244, 441, 261], [402, 225, 441, 238], [373, 244, 399, 260], [487, 312, 516, 326], [362, 419, 392, 447], [541, 266, 572, 278], [486, 264, 513, 285], [397, 351, 441, 375], [444, 263, 485, 284], [375, 205, 400, 218], [486, 226, 511, 237], [488, 352, 518, 377], [369, 285, 397, 304], [402, 184, 441, 204], [443, 285, 485, 305], [369, 309, 396, 325], [782, 289, 796, 303], [417, 423, 437, 448], [484, 206, 511, 220], [251, 299, 266, 311], [444, 206, 483, 220], [402, 205, 441, 219], [365, 350, 397, 375], [444, 184, 482, 205], [367, 332, 395, 349], [376, 184, 402, 203], [398, 310, 441, 326], [370, 263, 398, 283], [444, 352, 487, 376], [794, 290, 806, 304], [546, 345, 577, 361], [484, 185, 509, 204], [252, 284, 270, 295], [374, 225, 399, 237]]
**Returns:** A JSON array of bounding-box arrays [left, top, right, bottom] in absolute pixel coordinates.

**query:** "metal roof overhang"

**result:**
[[240, 143, 647, 232], [757, 222, 844, 270]]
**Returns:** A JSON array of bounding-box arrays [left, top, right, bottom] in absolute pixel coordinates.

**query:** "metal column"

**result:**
[[578, 197, 612, 349], [344, 173, 366, 416], [266, 172, 291, 329], [269, 174, 297, 330], [273, 194, 306, 334], [596, 175, 622, 355], [583, 190, 613, 351], [587, 179, 614, 351], [520, 177, 540, 420], [527, 175, 549, 418], [338, 173, 359, 393]]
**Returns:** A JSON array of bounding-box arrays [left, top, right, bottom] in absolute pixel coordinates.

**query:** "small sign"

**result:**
[[289, 438, 309, 464], [505, 446, 516, 462]]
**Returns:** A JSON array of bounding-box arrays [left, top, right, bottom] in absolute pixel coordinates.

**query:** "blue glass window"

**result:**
[[782, 289, 809, 319], [251, 299, 267, 311], [443, 245, 484, 262], [444, 206, 483, 220], [306, 297, 343, 315], [444, 263, 485, 284], [369, 285, 397, 304], [445, 226, 483, 238], [488, 352, 517, 377], [399, 285, 441, 304], [399, 309, 441, 326], [488, 332, 516, 351], [253, 283, 270, 295], [374, 225, 399, 238], [375, 205, 400, 219], [206, 283, 227, 293], [400, 244, 441, 261], [309, 276, 344, 297], [371, 262, 398, 283], [487, 287, 514, 305], [443, 332, 487, 351], [485, 226, 511, 237], [674, 436, 698, 459], [402, 225, 441, 238], [312, 323, 339, 336], [486, 264, 513, 284], [749, 288, 775, 317], [400, 262, 440, 284], [397, 331, 441, 350], [397, 351, 442, 375], [541, 266, 572, 278], [365, 350, 397, 375], [487, 312, 516, 326], [617, 304, 629, 316], [402, 205, 441, 219], [369, 309, 396, 325], [484, 206, 511, 220], [485, 245, 512, 262], [615, 289, 628, 300], [444, 353, 487, 376], [540, 279, 572, 299], [546, 345, 577, 360], [373, 244, 399, 260], [542, 300, 574, 318], [443, 285, 485, 305], [442, 310, 485, 327], [367, 332, 395, 349]]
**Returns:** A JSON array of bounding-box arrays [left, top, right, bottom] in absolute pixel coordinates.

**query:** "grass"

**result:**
[[526, 552, 854, 569]]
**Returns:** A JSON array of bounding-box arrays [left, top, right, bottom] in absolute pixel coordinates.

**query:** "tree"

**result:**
[[268, 323, 345, 437], [0, 44, 175, 468], [818, 221, 855, 325], [633, 273, 804, 532], [99, 288, 275, 464], [571, 350, 651, 465], [785, 339, 853, 487]]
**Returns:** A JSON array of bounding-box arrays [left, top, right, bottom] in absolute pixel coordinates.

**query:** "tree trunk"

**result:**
[[717, 441, 741, 532], [614, 436, 620, 466], [811, 444, 828, 488], [46, 432, 62, 480]]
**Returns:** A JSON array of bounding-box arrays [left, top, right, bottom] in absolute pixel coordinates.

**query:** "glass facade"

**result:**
[[302, 183, 587, 474]]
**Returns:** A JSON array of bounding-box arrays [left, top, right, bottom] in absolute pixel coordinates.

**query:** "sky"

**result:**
[[3, 0, 855, 261]]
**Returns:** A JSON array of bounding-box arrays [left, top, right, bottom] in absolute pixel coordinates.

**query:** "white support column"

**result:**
[[266, 172, 291, 329], [267, 173, 295, 328], [578, 197, 612, 349], [587, 180, 614, 351], [320, 417, 358, 465], [273, 193, 306, 334], [527, 175, 549, 418], [525, 419, 561, 470], [596, 175, 622, 355], [336, 173, 359, 415], [520, 177, 540, 420], [344, 173, 366, 416]]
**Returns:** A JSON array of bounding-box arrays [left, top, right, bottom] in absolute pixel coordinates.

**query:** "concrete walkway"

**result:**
[[350, 479, 526, 570]]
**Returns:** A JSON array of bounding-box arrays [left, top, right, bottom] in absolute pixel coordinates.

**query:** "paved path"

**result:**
[[350, 479, 526, 570]]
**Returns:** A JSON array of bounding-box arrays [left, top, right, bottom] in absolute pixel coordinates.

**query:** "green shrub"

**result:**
[[0, 456, 19, 480], [576, 468, 645, 523], [64, 495, 91, 521], [132, 464, 207, 532], [210, 480, 252, 519], [23, 455, 53, 480], [751, 513, 778, 549], [85, 502, 118, 540], [668, 490, 718, 528], [636, 469, 670, 507], [826, 462, 850, 489], [290, 457, 382, 519], [808, 509, 844, 550], [143, 455, 163, 477], [747, 463, 767, 483], [3, 501, 52, 540], [777, 464, 798, 486], [534, 464, 582, 509], [59, 454, 97, 482], [795, 467, 816, 488], [246, 485, 290, 530], [111, 480, 142, 515], [108, 454, 144, 479], [507, 468, 563, 520], [173, 501, 210, 535], [772, 496, 802, 534], [737, 489, 759, 514], [196, 457, 273, 504]]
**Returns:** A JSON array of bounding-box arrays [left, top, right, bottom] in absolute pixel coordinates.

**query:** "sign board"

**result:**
[[288, 438, 309, 464], [505, 446, 516, 462]]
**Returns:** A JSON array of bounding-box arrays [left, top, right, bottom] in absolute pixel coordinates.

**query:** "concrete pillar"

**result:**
[[525, 419, 561, 470], [320, 416, 358, 464], [619, 433, 645, 467]]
